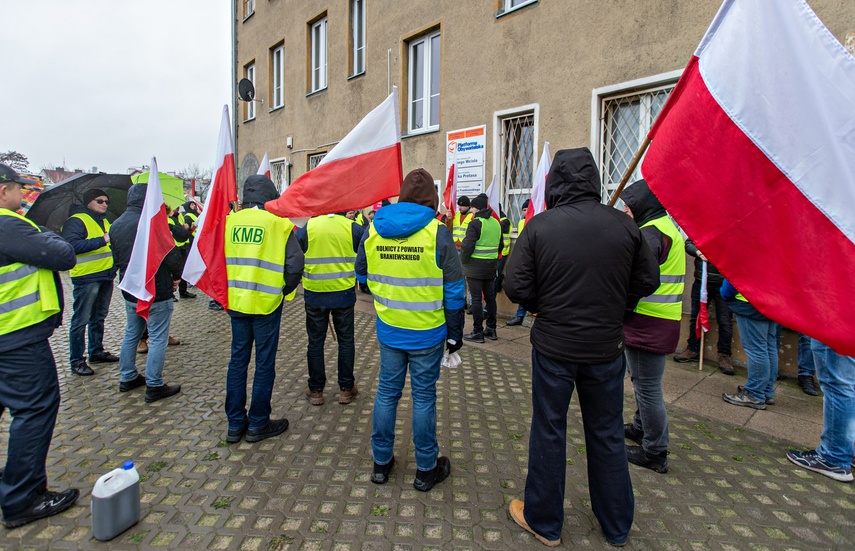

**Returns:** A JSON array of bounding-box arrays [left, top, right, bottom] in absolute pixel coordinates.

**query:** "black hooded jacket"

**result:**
[[109, 184, 184, 304], [504, 148, 659, 363]]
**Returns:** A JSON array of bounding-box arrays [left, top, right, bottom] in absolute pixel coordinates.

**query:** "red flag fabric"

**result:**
[[525, 142, 551, 225], [182, 106, 237, 308], [257, 152, 270, 179], [119, 158, 176, 320], [265, 88, 402, 220], [443, 162, 457, 219], [641, 0, 855, 356]]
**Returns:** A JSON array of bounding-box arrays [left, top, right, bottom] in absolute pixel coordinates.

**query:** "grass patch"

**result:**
[[732, 455, 744, 462], [576, 446, 586, 455], [370, 504, 389, 516], [679, 443, 692, 450], [509, 434, 523, 440], [128, 531, 149, 543], [146, 461, 166, 473], [203, 452, 220, 461], [269, 535, 294, 550], [213, 496, 234, 509], [217, 440, 230, 448]]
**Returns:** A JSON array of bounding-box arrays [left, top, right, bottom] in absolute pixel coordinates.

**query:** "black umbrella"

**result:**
[[26, 173, 133, 231]]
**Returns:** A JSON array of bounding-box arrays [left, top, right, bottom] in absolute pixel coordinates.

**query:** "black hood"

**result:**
[[242, 175, 279, 208], [127, 183, 148, 210], [620, 179, 666, 227], [545, 148, 602, 209]]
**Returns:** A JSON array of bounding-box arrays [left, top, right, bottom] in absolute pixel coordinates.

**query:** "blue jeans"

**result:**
[[371, 341, 444, 471], [524, 349, 634, 544], [515, 304, 527, 318], [735, 315, 778, 402], [69, 279, 113, 364], [0, 340, 60, 517], [118, 299, 173, 387], [225, 305, 283, 432], [797, 333, 815, 377], [305, 304, 355, 391], [625, 347, 669, 454], [811, 339, 855, 469]]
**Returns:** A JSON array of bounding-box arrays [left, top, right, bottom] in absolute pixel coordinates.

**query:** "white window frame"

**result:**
[[407, 30, 441, 134], [492, 104, 539, 230], [311, 18, 328, 93], [271, 45, 284, 109], [350, 0, 366, 76], [244, 0, 255, 19], [270, 158, 287, 191], [245, 63, 256, 121], [497, 0, 537, 17], [590, 69, 682, 204]]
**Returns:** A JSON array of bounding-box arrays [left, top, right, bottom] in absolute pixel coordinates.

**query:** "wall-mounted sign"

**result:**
[[446, 125, 486, 201]]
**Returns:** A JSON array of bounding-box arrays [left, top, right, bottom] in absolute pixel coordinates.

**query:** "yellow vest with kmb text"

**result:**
[[0, 210, 62, 335], [224, 208, 294, 315], [67, 213, 113, 278], [303, 215, 356, 293], [452, 211, 472, 242], [365, 221, 444, 331], [634, 215, 686, 320]]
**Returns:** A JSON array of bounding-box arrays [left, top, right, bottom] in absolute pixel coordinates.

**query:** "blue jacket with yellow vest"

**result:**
[[355, 202, 465, 350], [296, 213, 363, 309], [60, 205, 116, 284], [0, 211, 76, 353]]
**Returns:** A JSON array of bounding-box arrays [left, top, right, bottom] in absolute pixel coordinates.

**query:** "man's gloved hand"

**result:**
[[446, 338, 461, 353]]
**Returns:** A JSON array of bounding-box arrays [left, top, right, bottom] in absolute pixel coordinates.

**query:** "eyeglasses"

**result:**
[[95, 199, 109, 205]]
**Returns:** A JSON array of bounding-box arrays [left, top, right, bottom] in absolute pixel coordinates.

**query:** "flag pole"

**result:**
[[607, 136, 651, 207], [698, 332, 705, 371]]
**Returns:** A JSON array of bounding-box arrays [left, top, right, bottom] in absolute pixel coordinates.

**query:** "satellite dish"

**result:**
[[238, 78, 255, 102]]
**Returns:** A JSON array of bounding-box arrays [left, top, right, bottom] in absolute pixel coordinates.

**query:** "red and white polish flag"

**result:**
[[695, 261, 710, 339], [265, 88, 403, 223], [119, 157, 176, 320], [485, 175, 501, 223], [182, 105, 238, 308], [525, 142, 551, 224], [443, 151, 458, 219], [642, 0, 855, 356], [257, 152, 270, 179]]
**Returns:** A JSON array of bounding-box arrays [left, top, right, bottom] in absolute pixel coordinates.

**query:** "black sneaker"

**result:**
[[798, 375, 820, 396], [119, 374, 146, 393], [484, 328, 498, 341], [1, 488, 80, 529], [371, 457, 394, 484], [506, 317, 523, 326], [626, 445, 669, 473], [624, 423, 644, 445], [208, 301, 224, 310], [413, 456, 451, 492], [179, 292, 197, 299], [226, 423, 248, 444], [245, 418, 289, 443], [89, 352, 120, 363], [463, 332, 485, 343], [144, 383, 182, 403], [70, 361, 94, 376]]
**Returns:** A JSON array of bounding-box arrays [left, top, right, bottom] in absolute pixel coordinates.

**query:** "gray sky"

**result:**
[[2, 0, 231, 175]]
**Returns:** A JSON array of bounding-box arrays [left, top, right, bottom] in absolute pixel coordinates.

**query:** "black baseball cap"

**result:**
[[0, 163, 36, 186]]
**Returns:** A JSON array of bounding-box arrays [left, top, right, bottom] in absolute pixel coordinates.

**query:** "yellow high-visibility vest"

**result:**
[[500, 216, 511, 257], [169, 215, 190, 247], [303, 215, 356, 293], [0, 210, 62, 335], [452, 211, 472, 242], [66, 213, 113, 278], [517, 218, 526, 235], [224, 208, 294, 315], [364, 221, 444, 330], [472, 217, 501, 260], [634, 216, 686, 320]]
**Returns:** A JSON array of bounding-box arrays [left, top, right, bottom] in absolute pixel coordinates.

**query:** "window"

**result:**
[[270, 159, 287, 191], [310, 17, 328, 93], [498, 111, 535, 224], [598, 84, 674, 204], [243, 0, 255, 19], [270, 44, 284, 109], [244, 63, 256, 121], [497, 0, 537, 17], [350, 0, 366, 76], [407, 30, 440, 133], [308, 152, 326, 171]]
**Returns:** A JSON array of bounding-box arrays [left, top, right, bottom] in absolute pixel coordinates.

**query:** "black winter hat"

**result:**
[[83, 188, 109, 205], [457, 195, 470, 207], [470, 193, 488, 210]]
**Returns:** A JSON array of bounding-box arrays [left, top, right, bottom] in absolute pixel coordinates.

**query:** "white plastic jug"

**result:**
[[91, 460, 141, 541]]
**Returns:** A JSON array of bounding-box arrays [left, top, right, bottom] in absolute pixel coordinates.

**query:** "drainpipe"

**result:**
[[231, 0, 239, 197]]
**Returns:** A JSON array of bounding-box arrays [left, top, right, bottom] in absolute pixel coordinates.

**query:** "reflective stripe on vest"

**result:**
[[67, 213, 113, 278], [0, 210, 62, 335], [364, 221, 444, 330], [472, 217, 501, 260], [500, 216, 511, 257], [452, 211, 472, 242], [224, 208, 293, 315], [302, 215, 356, 292], [169, 215, 189, 247], [634, 216, 686, 320]]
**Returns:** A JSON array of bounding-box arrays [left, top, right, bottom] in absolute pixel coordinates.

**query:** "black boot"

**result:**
[[371, 457, 395, 484], [145, 383, 182, 403], [624, 423, 644, 445], [414, 456, 451, 491], [626, 445, 668, 473], [798, 375, 820, 396]]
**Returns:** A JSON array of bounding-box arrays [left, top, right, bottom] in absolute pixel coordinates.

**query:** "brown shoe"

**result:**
[[673, 349, 699, 363], [137, 339, 149, 354], [338, 384, 359, 405], [305, 387, 324, 406], [508, 499, 560, 547], [717, 353, 735, 375], [168, 336, 181, 346]]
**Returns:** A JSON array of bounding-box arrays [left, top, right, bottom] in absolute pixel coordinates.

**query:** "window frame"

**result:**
[[496, 0, 537, 18], [270, 43, 285, 110], [244, 62, 256, 121], [243, 0, 255, 20], [308, 152, 327, 171], [309, 16, 328, 94], [406, 29, 441, 135], [492, 104, 539, 231], [349, 0, 366, 77], [269, 158, 287, 191]]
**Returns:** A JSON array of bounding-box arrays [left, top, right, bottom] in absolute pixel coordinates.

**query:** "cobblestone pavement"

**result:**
[[0, 281, 852, 550]]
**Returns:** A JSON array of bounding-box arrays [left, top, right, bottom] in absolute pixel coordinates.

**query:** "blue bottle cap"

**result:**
[[123, 460, 135, 470]]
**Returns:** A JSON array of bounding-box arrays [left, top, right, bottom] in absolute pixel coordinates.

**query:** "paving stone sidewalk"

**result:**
[[0, 281, 852, 550]]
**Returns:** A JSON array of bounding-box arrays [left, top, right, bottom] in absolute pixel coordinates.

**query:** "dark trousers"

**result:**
[[467, 277, 496, 334], [0, 340, 61, 517], [306, 304, 355, 391], [177, 246, 190, 294], [69, 279, 113, 364], [495, 257, 507, 295], [524, 348, 634, 544], [225, 305, 282, 432], [686, 279, 733, 355]]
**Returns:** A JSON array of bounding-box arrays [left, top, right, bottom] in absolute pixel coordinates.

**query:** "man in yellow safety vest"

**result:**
[[461, 193, 503, 343], [451, 195, 472, 248]]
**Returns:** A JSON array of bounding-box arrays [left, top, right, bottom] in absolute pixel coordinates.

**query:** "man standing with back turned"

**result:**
[[504, 148, 659, 547]]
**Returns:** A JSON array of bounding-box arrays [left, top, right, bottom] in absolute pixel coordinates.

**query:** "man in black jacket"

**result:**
[[109, 184, 183, 402], [504, 148, 659, 547], [460, 193, 503, 343], [0, 164, 80, 528]]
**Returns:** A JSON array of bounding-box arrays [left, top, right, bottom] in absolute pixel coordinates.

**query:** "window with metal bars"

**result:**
[[599, 84, 673, 204], [270, 160, 287, 191], [499, 113, 535, 225], [308, 153, 326, 171]]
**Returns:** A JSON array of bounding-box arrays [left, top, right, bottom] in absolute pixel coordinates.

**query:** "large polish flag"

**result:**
[[257, 152, 270, 178], [265, 88, 403, 221], [525, 142, 551, 224], [119, 157, 176, 320], [443, 152, 458, 219], [642, 0, 855, 356], [182, 106, 237, 308]]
